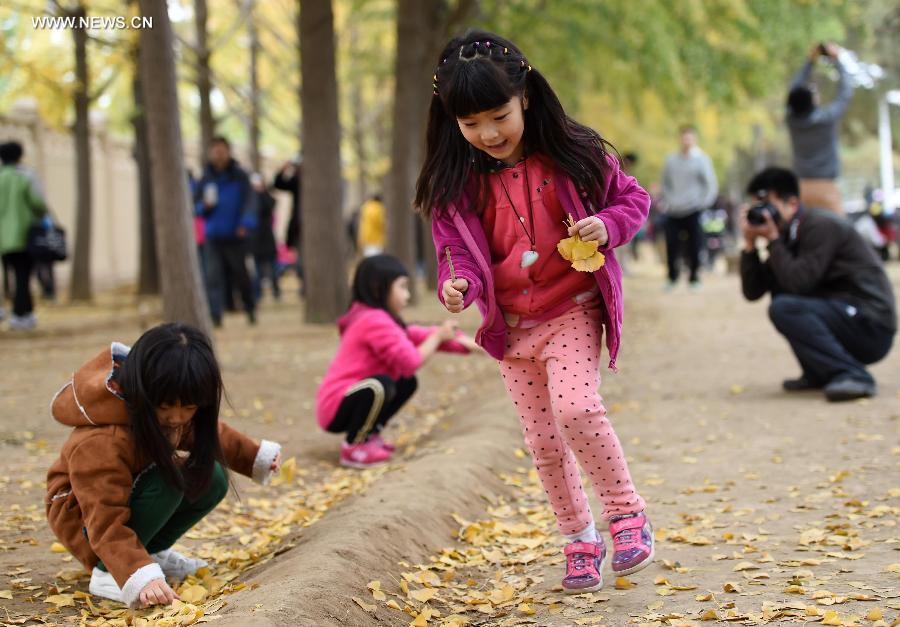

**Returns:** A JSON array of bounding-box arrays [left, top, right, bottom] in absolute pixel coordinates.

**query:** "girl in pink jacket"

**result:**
[[316, 255, 478, 468], [416, 31, 653, 594]]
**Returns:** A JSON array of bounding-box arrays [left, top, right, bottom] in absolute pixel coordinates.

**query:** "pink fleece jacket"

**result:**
[[431, 153, 650, 370], [316, 303, 470, 429]]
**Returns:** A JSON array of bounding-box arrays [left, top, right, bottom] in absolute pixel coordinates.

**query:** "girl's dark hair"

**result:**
[[415, 30, 615, 218], [351, 254, 409, 327], [116, 323, 226, 500]]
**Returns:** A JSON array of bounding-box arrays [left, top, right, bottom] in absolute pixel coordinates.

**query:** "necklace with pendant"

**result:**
[[498, 159, 539, 268]]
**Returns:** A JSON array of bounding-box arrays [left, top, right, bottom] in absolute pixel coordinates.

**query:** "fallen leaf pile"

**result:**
[[0, 398, 460, 625], [364, 455, 900, 627]]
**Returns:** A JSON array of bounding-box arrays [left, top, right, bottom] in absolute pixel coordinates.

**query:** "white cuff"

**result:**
[[121, 562, 165, 609], [252, 439, 281, 485]]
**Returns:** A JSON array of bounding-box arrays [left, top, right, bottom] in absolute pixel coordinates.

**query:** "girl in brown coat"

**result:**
[[45, 323, 282, 608]]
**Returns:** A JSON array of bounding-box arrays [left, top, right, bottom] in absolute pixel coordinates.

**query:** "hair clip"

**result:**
[[527, 65, 532, 71], [441, 58, 446, 64], [433, 74, 438, 82], [520, 60, 525, 67], [485, 41, 491, 48], [503, 47, 509, 54]]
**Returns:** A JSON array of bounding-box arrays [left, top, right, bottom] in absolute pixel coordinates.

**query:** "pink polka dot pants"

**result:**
[[499, 302, 645, 536]]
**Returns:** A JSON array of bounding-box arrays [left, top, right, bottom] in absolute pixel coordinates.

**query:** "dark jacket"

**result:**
[[194, 159, 257, 240], [741, 208, 896, 332], [251, 189, 277, 258], [273, 169, 301, 248]]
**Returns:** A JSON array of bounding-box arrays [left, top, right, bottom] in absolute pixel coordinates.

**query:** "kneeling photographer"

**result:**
[[740, 167, 896, 402]]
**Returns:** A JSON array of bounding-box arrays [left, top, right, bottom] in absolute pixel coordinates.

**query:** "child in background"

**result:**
[[46, 323, 282, 608], [316, 254, 480, 468], [250, 172, 281, 301], [418, 31, 653, 593]]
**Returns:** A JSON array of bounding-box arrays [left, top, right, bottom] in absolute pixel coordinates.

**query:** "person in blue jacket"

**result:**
[[194, 137, 257, 327]]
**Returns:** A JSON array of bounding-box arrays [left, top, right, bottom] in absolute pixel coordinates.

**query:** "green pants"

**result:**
[[97, 462, 228, 571]]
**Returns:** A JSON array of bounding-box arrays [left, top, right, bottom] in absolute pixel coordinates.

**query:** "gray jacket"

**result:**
[[660, 148, 718, 217], [786, 59, 854, 180]]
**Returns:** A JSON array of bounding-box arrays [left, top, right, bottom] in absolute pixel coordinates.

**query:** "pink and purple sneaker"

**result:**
[[562, 538, 608, 594], [609, 512, 654, 576]]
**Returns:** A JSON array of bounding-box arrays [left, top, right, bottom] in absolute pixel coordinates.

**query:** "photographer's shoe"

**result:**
[[824, 378, 876, 402], [783, 376, 824, 392]]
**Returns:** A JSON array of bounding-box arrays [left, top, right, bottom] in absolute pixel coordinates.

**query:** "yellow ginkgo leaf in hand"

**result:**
[[572, 253, 605, 272], [557, 214, 605, 271], [557, 236, 577, 261], [570, 237, 600, 260], [557, 214, 580, 261]]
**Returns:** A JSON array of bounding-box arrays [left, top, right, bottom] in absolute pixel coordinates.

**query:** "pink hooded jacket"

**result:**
[[431, 154, 650, 370], [316, 303, 470, 428]]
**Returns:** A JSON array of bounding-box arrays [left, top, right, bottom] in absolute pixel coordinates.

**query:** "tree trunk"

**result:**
[[195, 0, 215, 157], [248, 0, 262, 173], [132, 45, 159, 296], [69, 3, 92, 301], [139, 0, 212, 334], [386, 0, 447, 298], [299, 0, 348, 322], [348, 24, 368, 204]]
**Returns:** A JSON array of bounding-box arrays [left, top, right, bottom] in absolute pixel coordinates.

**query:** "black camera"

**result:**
[[746, 194, 781, 226]]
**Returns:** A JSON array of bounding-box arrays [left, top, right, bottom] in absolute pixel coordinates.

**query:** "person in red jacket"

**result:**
[[316, 255, 480, 468]]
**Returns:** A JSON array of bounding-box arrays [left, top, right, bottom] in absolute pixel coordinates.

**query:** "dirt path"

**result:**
[[1, 262, 898, 626], [336, 265, 900, 627]]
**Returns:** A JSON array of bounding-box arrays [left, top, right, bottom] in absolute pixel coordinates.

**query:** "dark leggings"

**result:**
[[664, 211, 703, 283], [327, 375, 418, 444]]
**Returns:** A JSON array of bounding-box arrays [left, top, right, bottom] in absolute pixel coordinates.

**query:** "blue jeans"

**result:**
[[768, 294, 894, 385]]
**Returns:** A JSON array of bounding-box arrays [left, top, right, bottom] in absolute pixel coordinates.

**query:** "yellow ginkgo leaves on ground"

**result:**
[[43, 593, 76, 607], [557, 215, 605, 272], [49, 542, 67, 554]]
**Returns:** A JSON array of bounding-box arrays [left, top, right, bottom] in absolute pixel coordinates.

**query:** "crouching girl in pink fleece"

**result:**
[[316, 254, 479, 468]]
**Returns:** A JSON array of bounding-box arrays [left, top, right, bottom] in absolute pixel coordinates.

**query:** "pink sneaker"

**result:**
[[369, 433, 395, 452], [609, 512, 654, 576], [340, 440, 393, 469], [562, 539, 607, 594]]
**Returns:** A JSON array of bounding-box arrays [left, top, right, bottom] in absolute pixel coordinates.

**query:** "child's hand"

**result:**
[[437, 319, 460, 342], [270, 451, 282, 474], [568, 216, 608, 246], [442, 278, 468, 313], [457, 335, 484, 354], [139, 578, 178, 607]]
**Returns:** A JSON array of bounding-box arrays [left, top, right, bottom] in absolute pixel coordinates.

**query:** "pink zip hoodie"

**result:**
[[431, 153, 650, 370], [316, 302, 470, 429]]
